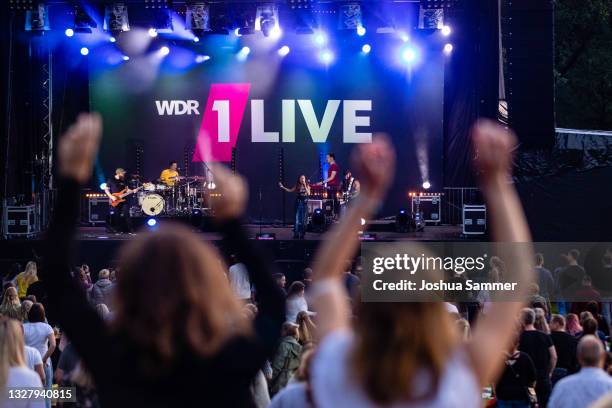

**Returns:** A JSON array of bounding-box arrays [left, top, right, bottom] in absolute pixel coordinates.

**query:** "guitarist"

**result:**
[[103, 168, 133, 233]]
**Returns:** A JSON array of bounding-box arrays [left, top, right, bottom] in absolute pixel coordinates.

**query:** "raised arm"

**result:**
[[278, 182, 295, 193], [310, 136, 395, 339], [41, 113, 111, 373], [466, 120, 535, 386], [215, 166, 285, 354]]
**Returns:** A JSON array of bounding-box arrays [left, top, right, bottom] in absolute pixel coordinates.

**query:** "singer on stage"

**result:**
[[279, 175, 311, 239]]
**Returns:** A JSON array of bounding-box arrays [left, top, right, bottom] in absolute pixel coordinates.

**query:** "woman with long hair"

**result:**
[[41, 113, 285, 407], [0, 317, 44, 407], [0, 287, 22, 321], [279, 175, 311, 239], [309, 123, 535, 407], [296, 311, 317, 346], [14, 262, 38, 300], [566, 313, 583, 336], [534, 307, 550, 334], [286, 282, 315, 323], [23, 303, 56, 406]]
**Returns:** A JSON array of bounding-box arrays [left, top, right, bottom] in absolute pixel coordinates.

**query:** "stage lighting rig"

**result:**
[[338, 2, 362, 31], [256, 4, 280, 38], [25, 2, 50, 31], [104, 2, 130, 34], [186, 2, 211, 35], [288, 0, 316, 34], [418, 0, 457, 29], [72, 4, 97, 34]]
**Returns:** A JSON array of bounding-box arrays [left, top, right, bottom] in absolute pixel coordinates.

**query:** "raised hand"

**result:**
[[210, 165, 248, 220], [350, 134, 395, 201], [58, 113, 102, 184], [472, 120, 517, 184]]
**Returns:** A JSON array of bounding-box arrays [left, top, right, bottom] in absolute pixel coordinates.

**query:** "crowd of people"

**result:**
[[0, 113, 610, 408]]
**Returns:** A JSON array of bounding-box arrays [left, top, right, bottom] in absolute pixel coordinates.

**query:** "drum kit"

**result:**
[[130, 176, 211, 217]]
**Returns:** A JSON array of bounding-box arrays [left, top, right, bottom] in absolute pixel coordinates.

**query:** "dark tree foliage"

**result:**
[[555, 0, 612, 130]]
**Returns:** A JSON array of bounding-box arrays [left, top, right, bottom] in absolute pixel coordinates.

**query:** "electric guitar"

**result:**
[[109, 183, 152, 207]]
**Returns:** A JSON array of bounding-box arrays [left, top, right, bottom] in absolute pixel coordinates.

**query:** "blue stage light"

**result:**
[[80, 47, 89, 56], [193, 36, 199, 43], [65, 28, 74, 37], [278, 46, 290, 56], [234, 28, 242, 37], [401, 46, 417, 63], [444, 43, 454, 54], [320, 50, 334, 64], [237, 46, 250, 61], [148, 28, 158, 38], [109, 36, 116, 43], [122, 55, 130, 61], [357, 26, 366, 36], [422, 181, 431, 190], [362, 44, 371, 54], [99, 183, 107, 191], [195, 55, 210, 63], [314, 32, 327, 46], [160, 46, 170, 56], [441, 25, 451, 36], [147, 218, 157, 227]]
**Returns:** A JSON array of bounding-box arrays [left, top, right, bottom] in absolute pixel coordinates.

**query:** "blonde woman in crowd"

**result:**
[[309, 122, 534, 408], [14, 262, 38, 300], [0, 287, 22, 321]]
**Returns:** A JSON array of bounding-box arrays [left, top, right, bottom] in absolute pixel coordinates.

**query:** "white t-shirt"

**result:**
[[228, 263, 251, 300], [23, 322, 54, 366], [269, 382, 313, 408], [2, 366, 45, 408], [286, 296, 313, 323], [311, 330, 481, 408], [23, 346, 43, 372]]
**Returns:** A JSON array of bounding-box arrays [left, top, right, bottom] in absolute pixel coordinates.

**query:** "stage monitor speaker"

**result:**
[[3, 205, 38, 238], [462, 204, 486, 235], [502, 0, 555, 149], [88, 197, 109, 225]]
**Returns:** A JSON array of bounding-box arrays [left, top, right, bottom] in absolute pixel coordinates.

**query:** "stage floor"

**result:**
[[75, 224, 465, 242]]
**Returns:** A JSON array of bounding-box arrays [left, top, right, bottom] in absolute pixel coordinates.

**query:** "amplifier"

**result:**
[[462, 204, 487, 235], [88, 197, 109, 225], [3, 205, 38, 238]]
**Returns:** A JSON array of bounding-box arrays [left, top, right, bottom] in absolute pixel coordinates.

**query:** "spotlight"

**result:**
[[160, 46, 170, 56], [443, 43, 453, 54], [269, 26, 282, 39], [193, 36, 199, 43], [234, 28, 242, 37], [146, 218, 158, 227], [195, 55, 210, 63], [401, 47, 417, 63], [122, 55, 130, 61], [422, 181, 431, 190], [360, 218, 367, 226], [109, 36, 116, 43], [99, 183, 108, 191], [441, 25, 451, 36], [65, 28, 74, 37], [278, 45, 290, 56], [361, 44, 371, 54], [208, 181, 216, 190], [80, 47, 90, 56], [314, 32, 327, 46], [320, 50, 334, 64], [237, 46, 250, 61], [357, 26, 366, 36], [148, 28, 158, 38]]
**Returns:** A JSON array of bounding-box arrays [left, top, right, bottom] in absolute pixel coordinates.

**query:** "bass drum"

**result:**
[[141, 193, 165, 216]]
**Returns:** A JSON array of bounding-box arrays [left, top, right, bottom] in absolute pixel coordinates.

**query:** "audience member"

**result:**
[[0, 317, 44, 408], [558, 249, 585, 299], [0, 287, 22, 321], [274, 273, 288, 296], [549, 314, 579, 385], [296, 311, 316, 346], [549, 335, 612, 408], [228, 254, 252, 302], [14, 261, 39, 300], [310, 123, 535, 407], [518, 308, 557, 407], [269, 349, 316, 408], [40, 114, 285, 407], [286, 281, 314, 323], [566, 313, 583, 336], [495, 334, 537, 408], [23, 303, 56, 403], [534, 307, 550, 334], [269, 322, 303, 396], [535, 253, 554, 300], [90, 269, 114, 308]]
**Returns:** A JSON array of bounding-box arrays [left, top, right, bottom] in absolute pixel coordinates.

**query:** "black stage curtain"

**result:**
[[443, 0, 500, 187]]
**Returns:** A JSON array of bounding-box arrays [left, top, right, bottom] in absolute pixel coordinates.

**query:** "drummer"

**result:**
[[159, 161, 179, 187]]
